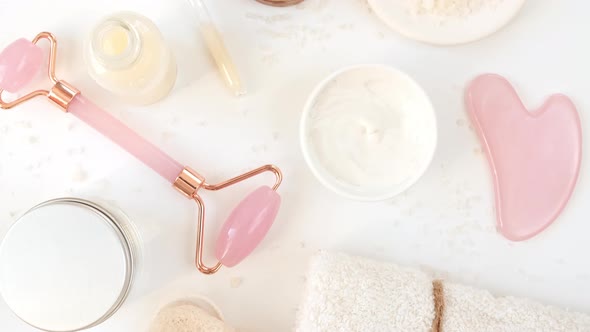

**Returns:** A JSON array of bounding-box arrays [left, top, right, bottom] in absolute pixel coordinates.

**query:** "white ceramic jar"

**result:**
[[84, 12, 177, 105], [300, 64, 438, 201]]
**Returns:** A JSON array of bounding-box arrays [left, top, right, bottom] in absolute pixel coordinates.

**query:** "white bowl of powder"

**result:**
[[368, 0, 526, 45], [149, 297, 234, 332], [301, 64, 437, 201]]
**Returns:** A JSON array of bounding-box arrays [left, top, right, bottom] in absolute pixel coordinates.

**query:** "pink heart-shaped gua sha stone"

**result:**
[[466, 74, 582, 241]]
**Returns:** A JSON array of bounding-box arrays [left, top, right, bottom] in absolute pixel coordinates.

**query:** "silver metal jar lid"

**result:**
[[0, 198, 137, 332]]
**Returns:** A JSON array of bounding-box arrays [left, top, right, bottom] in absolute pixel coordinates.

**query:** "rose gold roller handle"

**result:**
[[69, 95, 184, 183]]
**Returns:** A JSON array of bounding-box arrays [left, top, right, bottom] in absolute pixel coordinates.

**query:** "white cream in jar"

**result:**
[[301, 65, 437, 200]]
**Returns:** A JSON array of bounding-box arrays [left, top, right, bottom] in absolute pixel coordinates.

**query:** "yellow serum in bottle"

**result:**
[[85, 12, 178, 105]]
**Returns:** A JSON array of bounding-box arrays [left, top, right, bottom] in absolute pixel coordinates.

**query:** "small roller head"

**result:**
[[0, 38, 44, 93]]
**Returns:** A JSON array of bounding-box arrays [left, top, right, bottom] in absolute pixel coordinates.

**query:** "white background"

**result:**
[[0, 0, 589, 331]]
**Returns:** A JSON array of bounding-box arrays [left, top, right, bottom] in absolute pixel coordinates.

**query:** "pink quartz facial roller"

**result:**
[[0, 32, 283, 274], [466, 74, 582, 241]]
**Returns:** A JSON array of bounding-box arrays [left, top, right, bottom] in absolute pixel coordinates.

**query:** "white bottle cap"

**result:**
[[0, 198, 135, 331]]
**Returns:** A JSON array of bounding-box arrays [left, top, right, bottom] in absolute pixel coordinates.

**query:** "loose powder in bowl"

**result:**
[[150, 302, 234, 332], [301, 65, 437, 200]]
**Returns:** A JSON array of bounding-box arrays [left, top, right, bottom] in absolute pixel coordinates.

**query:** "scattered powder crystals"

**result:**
[[409, 0, 503, 17]]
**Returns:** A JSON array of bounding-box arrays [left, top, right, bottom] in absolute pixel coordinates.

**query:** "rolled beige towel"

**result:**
[[296, 251, 590, 332]]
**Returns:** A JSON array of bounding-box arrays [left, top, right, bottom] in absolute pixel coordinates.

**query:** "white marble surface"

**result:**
[[0, 0, 589, 331]]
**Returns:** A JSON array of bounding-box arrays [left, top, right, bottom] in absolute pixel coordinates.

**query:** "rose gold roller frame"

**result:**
[[0, 32, 79, 111], [0, 32, 283, 275], [177, 165, 282, 274]]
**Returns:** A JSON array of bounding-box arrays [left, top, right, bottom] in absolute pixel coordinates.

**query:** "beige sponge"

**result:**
[[150, 302, 235, 332]]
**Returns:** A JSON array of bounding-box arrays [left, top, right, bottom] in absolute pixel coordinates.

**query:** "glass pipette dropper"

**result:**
[[187, 0, 246, 96]]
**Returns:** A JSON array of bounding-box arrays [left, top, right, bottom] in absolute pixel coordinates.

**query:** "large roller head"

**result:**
[[215, 185, 281, 267], [0, 38, 44, 93]]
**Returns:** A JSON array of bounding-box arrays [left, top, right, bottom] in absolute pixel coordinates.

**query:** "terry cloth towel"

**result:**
[[296, 251, 590, 332]]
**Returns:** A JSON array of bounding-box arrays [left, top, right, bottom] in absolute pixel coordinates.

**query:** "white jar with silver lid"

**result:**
[[0, 198, 141, 331]]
